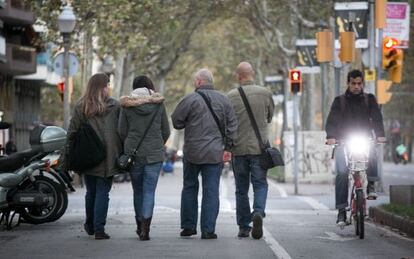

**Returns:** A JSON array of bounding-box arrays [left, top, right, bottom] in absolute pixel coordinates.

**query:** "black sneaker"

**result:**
[[201, 232, 217, 239], [237, 228, 250, 238], [95, 232, 110, 240], [336, 209, 346, 227], [367, 181, 377, 200], [180, 229, 197, 237], [251, 213, 263, 239]]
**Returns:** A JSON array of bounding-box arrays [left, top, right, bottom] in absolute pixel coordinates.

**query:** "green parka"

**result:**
[[118, 90, 170, 165]]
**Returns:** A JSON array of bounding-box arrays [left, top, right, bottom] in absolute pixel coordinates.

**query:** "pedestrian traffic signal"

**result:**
[[377, 79, 393, 104], [289, 70, 302, 94], [57, 82, 64, 101], [339, 31, 355, 63], [382, 37, 404, 83]]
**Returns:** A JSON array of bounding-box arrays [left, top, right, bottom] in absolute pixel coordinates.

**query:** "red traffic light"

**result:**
[[290, 70, 301, 83], [383, 37, 400, 50], [57, 82, 65, 93]]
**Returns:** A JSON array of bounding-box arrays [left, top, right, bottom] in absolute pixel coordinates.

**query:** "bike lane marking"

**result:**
[[268, 180, 288, 198], [263, 227, 293, 259], [296, 196, 330, 210]]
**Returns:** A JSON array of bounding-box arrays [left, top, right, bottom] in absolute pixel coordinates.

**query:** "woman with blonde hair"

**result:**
[[66, 73, 122, 240]]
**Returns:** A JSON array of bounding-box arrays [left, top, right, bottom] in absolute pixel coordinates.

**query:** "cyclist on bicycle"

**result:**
[[325, 69, 386, 226]]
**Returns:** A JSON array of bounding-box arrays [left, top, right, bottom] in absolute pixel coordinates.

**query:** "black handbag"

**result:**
[[117, 104, 161, 171], [68, 118, 106, 171], [238, 87, 284, 170]]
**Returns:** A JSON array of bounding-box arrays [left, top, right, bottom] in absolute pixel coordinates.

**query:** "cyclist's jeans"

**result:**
[[335, 145, 379, 209]]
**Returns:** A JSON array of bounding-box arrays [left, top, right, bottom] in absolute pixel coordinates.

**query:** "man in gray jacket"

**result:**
[[171, 68, 237, 239], [227, 62, 275, 239]]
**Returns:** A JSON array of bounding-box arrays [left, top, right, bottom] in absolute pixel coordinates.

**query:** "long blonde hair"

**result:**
[[80, 73, 109, 117]]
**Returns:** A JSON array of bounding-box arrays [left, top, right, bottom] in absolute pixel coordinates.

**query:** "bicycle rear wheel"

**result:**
[[356, 190, 364, 239]]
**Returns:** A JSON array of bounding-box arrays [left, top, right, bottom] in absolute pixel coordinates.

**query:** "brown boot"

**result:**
[[135, 216, 142, 237], [140, 217, 152, 241]]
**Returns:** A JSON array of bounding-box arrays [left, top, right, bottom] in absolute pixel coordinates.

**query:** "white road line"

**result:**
[[220, 177, 232, 211], [297, 196, 330, 210], [268, 180, 288, 198], [263, 227, 293, 259]]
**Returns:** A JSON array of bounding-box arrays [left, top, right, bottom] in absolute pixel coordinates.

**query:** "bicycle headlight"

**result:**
[[346, 135, 370, 156]]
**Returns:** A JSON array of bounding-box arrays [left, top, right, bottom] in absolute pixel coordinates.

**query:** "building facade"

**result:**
[[0, 0, 40, 151]]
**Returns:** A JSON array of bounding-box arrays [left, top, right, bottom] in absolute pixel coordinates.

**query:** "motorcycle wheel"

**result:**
[[39, 171, 69, 222], [18, 175, 64, 224]]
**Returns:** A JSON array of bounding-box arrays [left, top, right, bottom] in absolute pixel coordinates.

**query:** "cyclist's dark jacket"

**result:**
[[325, 90, 385, 140]]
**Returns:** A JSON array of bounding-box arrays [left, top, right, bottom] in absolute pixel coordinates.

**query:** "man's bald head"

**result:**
[[236, 62, 255, 82]]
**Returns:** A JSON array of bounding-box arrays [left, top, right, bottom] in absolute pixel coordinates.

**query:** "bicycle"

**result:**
[[331, 135, 379, 239]]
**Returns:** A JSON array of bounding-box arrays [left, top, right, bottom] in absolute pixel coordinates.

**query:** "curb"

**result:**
[[369, 206, 414, 237]]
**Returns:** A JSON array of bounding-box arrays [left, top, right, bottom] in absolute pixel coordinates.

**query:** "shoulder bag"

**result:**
[[68, 115, 106, 171], [238, 87, 284, 170], [196, 91, 232, 150]]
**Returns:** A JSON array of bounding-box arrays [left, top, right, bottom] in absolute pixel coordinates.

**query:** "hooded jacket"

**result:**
[[325, 90, 385, 140], [118, 88, 170, 164]]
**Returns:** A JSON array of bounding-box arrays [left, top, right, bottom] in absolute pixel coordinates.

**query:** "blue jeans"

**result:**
[[232, 155, 268, 230], [84, 175, 113, 233], [335, 145, 378, 209], [130, 161, 162, 219], [181, 158, 222, 234]]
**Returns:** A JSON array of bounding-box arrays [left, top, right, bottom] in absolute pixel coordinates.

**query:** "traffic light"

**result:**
[[316, 30, 333, 62], [57, 81, 64, 101], [377, 79, 392, 104], [339, 31, 355, 62], [382, 37, 404, 83], [289, 70, 302, 94]]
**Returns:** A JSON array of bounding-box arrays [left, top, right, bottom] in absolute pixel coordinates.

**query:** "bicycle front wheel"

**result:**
[[356, 190, 365, 239]]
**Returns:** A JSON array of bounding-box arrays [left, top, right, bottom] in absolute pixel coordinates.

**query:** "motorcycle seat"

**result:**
[[0, 148, 41, 172], [0, 173, 22, 187]]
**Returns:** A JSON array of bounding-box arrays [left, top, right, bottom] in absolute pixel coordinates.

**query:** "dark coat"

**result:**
[[171, 85, 238, 164], [118, 92, 170, 165], [66, 98, 122, 177], [325, 90, 385, 140]]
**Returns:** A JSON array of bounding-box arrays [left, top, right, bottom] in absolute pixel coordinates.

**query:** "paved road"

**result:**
[[1, 162, 413, 258], [382, 162, 414, 193]]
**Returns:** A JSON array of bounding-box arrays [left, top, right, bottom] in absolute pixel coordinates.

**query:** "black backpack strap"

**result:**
[[196, 91, 225, 139], [132, 104, 162, 155], [238, 87, 266, 151]]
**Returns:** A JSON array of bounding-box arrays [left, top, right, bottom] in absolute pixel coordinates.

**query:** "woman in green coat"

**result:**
[[119, 76, 170, 240], [66, 73, 122, 240]]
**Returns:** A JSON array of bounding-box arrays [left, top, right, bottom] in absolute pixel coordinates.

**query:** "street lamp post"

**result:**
[[58, 5, 76, 130]]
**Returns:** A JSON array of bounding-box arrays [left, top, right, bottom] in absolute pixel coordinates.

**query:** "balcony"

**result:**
[[0, 43, 36, 75], [0, 0, 34, 25]]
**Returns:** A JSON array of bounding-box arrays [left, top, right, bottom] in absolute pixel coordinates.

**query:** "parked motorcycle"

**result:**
[[0, 124, 68, 229]]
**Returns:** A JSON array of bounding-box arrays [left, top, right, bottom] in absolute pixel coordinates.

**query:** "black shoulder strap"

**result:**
[[132, 104, 162, 155], [196, 91, 225, 139], [238, 87, 266, 151]]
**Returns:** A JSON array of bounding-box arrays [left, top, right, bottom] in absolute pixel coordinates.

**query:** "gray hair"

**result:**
[[194, 68, 214, 84]]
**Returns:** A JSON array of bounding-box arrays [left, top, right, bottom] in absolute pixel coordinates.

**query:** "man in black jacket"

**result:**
[[325, 69, 386, 226]]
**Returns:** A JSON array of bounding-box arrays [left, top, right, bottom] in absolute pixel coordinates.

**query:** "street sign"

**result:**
[[364, 69, 376, 82], [334, 2, 369, 49], [295, 39, 320, 74], [53, 52, 79, 77], [384, 2, 411, 48]]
